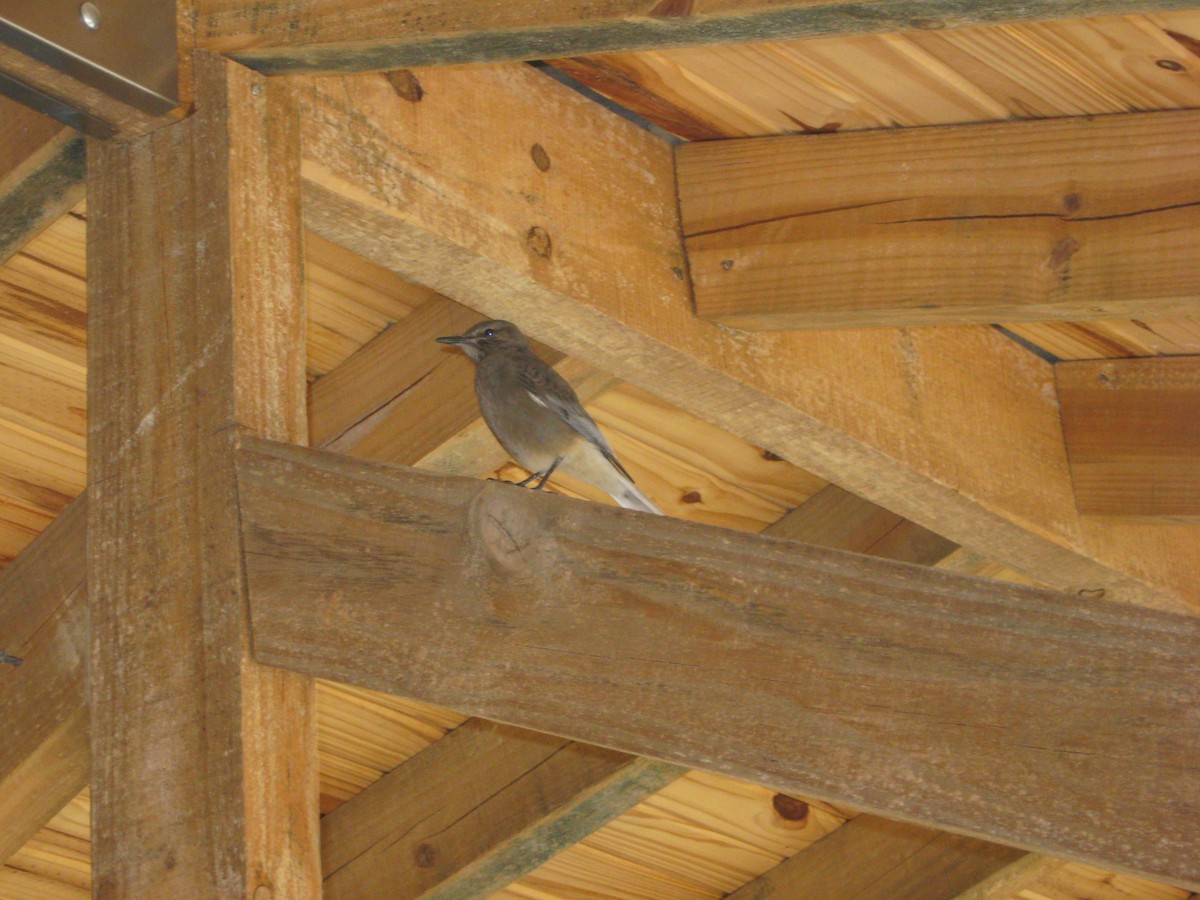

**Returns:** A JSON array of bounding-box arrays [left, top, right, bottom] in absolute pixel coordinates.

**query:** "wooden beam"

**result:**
[[0, 497, 87, 864], [677, 110, 1200, 329], [293, 64, 1198, 612], [236, 437, 1200, 891], [87, 53, 319, 896], [1057, 357, 1200, 519], [727, 816, 1027, 900], [321, 719, 682, 899], [0, 97, 84, 265], [194, 0, 1200, 74]]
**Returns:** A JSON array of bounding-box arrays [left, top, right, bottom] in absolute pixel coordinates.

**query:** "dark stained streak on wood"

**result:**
[[0, 134, 85, 265], [223, 0, 1200, 74]]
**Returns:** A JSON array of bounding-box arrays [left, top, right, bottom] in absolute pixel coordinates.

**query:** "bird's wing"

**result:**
[[517, 360, 636, 482]]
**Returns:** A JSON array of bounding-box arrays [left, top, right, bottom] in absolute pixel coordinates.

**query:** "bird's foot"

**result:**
[[518, 457, 563, 491]]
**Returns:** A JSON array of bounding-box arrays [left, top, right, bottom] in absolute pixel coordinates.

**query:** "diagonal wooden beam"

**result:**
[[87, 53, 319, 895], [321, 719, 683, 899], [676, 110, 1200, 329], [0, 497, 87, 864], [293, 63, 1198, 613], [236, 437, 1200, 891], [194, 0, 1200, 74], [0, 97, 84, 266], [726, 816, 1027, 900]]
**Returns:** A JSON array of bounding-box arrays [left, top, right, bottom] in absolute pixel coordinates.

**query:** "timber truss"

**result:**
[[0, 3, 1198, 898]]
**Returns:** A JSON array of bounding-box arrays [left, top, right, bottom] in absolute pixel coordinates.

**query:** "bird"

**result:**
[[437, 320, 662, 514]]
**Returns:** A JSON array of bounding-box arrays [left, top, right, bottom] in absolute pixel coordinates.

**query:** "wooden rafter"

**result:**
[[193, 0, 1200, 73], [237, 437, 1200, 890], [0, 497, 86, 865], [0, 97, 83, 265], [677, 109, 1200, 329], [292, 63, 1199, 612], [86, 53, 319, 896]]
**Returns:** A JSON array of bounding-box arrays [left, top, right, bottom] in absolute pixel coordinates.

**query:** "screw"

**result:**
[[80, 2, 101, 29]]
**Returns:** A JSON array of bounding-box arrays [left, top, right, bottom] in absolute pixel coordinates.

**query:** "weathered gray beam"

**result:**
[[196, 0, 1200, 74]]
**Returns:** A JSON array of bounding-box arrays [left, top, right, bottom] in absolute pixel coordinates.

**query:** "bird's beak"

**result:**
[[436, 335, 470, 345]]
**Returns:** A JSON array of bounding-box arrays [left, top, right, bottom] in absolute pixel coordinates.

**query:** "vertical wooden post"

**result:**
[[86, 52, 319, 897]]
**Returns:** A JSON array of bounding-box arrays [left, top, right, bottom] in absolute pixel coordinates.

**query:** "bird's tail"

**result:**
[[615, 481, 662, 515]]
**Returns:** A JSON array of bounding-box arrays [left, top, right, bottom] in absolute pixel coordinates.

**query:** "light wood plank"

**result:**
[[294, 63, 1197, 611], [236, 437, 1200, 891], [552, 14, 1200, 140], [322, 719, 682, 899], [86, 54, 319, 897], [677, 110, 1200, 328], [194, 0, 1200, 74], [1057, 357, 1200, 519]]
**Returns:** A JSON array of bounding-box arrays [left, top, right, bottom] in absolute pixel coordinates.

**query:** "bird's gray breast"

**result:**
[[475, 352, 577, 471]]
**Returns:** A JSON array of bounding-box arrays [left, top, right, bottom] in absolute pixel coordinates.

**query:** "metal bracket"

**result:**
[[0, 0, 177, 127]]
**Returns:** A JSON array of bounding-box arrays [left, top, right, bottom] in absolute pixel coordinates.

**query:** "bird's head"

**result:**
[[436, 320, 529, 362]]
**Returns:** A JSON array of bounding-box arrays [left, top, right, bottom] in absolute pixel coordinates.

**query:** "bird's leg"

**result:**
[[531, 456, 562, 491], [515, 457, 563, 490]]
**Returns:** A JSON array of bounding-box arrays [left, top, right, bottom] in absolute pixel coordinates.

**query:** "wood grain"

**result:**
[[677, 110, 1200, 328], [1057, 356, 1200, 518], [86, 54, 319, 897], [728, 816, 1027, 900], [322, 719, 682, 899], [193, 0, 1200, 74], [294, 63, 1197, 611], [236, 437, 1200, 891], [0, 122, 84, 267], [552, 15, 1200, 140], [0, 498, 87, 864]]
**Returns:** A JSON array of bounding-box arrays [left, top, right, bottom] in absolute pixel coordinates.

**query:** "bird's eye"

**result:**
[[483, 328, 495, 337]]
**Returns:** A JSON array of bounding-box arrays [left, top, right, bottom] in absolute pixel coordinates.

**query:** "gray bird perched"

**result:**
[[437, 320, 662, 515]]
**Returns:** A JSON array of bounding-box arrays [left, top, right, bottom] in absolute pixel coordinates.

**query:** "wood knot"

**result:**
[[772, 794, 809, 821], [531, 143, 551, 172], [1048, 236, 1080, 273], [472, 485, 550, 573], [681, 491, 702, 504], [386, 70, 424, 103], [415, 843, 437, 868], [527, 226, 552, 259], [1061, 192, 1082, 213]]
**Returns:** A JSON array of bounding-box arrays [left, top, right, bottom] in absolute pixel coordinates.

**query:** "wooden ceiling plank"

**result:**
[[193, 0, 1200, 74], [236, 437, 1200, 891], [322, 719, 682, 900], [726, 815, 1027, 900], [293, 63, 1196, 612], [1057, 357, 1200, 519], [0, 497, 86, 865], [676, 109, 1200, 329], [86, 53, 319, 896], [0, 98, 84, 266]]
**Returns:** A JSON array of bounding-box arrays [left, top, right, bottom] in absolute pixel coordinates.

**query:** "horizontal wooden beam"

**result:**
[[322, 718, 682, 899], [195, 0, 1200, 74], [727, 815, 1026, 900], [0, 98, 84, 265], [1057, 356, 1200, 519], [293, 64, 1198, 612], [0, 497, 87, 863], [677, 109, 1200, 329], [236, 437, 1200, 891]]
